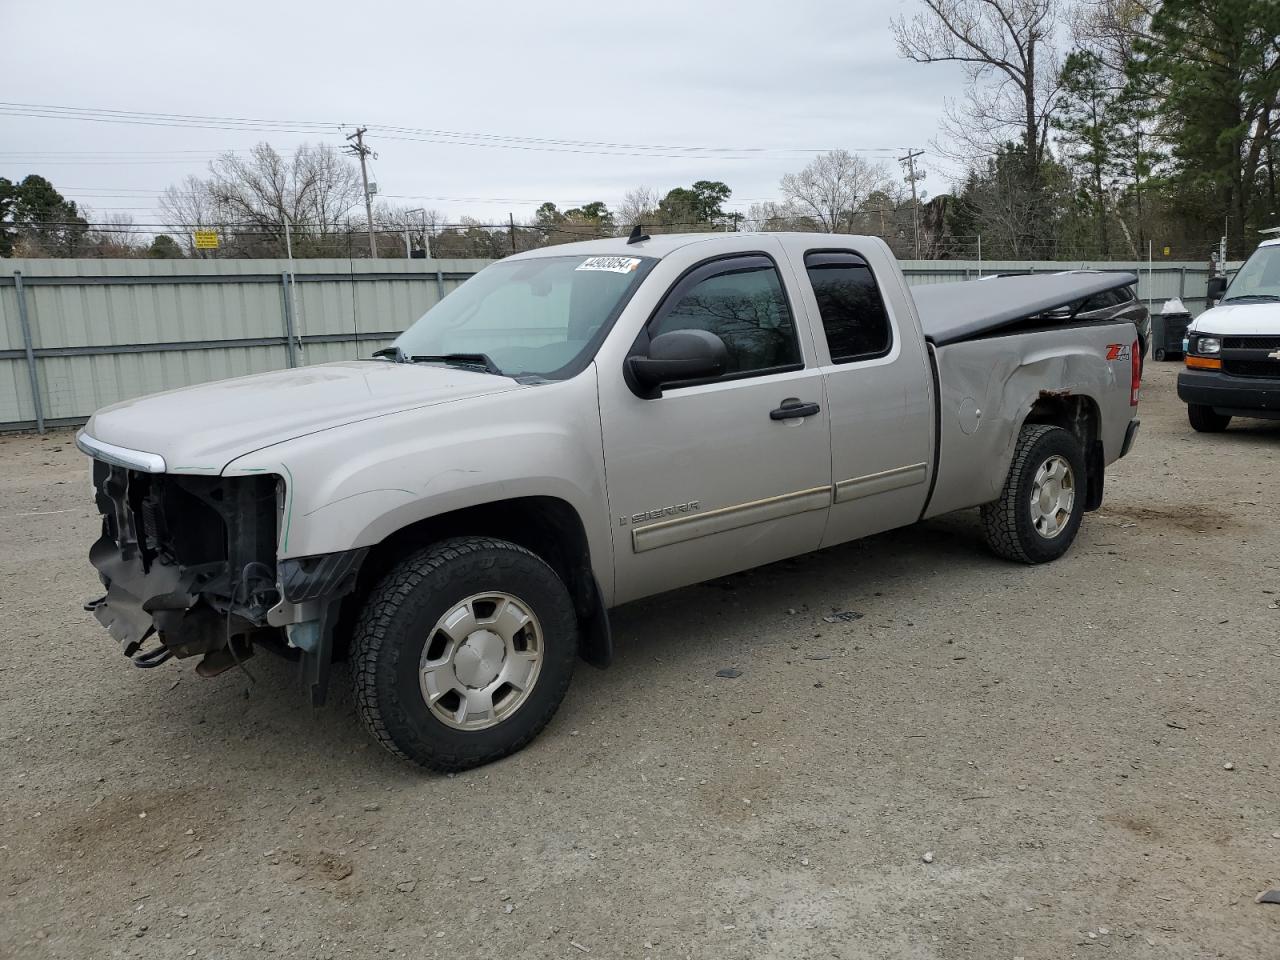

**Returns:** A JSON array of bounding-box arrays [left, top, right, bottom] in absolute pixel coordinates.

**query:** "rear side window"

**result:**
[[803, 252, 892, 362], [650, 256, 801, 376]]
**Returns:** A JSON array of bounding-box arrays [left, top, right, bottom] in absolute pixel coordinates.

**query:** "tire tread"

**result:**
[[980, 423, 1068, 564], [350, 536, 574, 772]]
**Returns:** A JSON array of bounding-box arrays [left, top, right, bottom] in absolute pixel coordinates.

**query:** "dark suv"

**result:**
[[982, 271, 1152, 362]]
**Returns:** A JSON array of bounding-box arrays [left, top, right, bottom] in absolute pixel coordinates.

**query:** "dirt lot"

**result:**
[[2, 361, 1278, 960]]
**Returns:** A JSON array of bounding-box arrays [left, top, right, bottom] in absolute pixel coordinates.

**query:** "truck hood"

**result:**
[[1190, 301, 1280, 336], [83, 360, 523, 473]]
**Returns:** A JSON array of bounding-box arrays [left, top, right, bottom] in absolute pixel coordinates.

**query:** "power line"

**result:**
[[0, 101, 916, 160]]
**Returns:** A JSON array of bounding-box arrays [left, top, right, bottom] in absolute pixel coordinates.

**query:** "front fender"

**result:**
[[223, 368, 615, 600]]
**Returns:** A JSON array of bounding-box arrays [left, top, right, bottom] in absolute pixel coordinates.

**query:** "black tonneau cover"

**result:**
[[912, 271, 1139, 346]]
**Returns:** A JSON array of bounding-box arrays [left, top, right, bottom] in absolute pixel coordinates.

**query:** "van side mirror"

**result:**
[[626, 329, 729, 398], [1206, 276, 1227, 300]]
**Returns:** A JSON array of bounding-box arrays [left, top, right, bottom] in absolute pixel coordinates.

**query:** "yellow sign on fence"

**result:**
[[193, 230, 220, 250]]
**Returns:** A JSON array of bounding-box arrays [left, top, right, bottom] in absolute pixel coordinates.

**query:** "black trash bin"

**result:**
[[1152, 298, 1191, 361]]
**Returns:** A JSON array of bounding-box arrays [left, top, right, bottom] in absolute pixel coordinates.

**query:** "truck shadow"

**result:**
[[1216, 419, 1280, 443], [600, 511, 986, 674], [101, 512, 991, 776]]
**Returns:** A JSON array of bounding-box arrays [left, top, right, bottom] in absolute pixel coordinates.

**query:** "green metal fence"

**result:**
[[0, 255, 1223, 432]]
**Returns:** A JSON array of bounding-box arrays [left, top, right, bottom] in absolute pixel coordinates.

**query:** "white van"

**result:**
[[1178, 238, 1280, 431]]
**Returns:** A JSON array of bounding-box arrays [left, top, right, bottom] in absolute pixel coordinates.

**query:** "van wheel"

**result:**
[[1187, 403, 1231, 433], [351, 536, 577, 772], [980, 424, 1086, 564]]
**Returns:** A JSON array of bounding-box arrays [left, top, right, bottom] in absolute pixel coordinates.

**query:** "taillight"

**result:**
[[1130, 339, 1141, 406]]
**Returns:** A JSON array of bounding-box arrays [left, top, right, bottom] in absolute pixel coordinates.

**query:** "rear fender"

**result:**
[[925, 327, 1128, 518]]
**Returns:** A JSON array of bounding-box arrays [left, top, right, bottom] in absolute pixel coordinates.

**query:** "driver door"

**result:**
[[598, 251, 832, 604]]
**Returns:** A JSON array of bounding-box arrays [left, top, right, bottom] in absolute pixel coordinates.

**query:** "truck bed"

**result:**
[[912, 272, 1139, 345], [922, 319, 1141, 520]]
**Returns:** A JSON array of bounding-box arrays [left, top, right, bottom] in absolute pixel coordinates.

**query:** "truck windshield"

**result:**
[[1225, 245, 1280, 301], [391, 254, 655, 378]]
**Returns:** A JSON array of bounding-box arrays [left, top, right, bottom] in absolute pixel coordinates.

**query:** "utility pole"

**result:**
[[344, 127, 378, 258], [509, 212, 517, 255], [899, 148, 926, 259]]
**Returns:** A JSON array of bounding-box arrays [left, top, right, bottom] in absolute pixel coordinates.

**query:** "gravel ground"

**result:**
[[2, 361, 1278, 960]]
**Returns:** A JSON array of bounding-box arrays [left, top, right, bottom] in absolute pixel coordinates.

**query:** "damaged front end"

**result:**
[[83, 450, 364, 703], [87, 460, 282, 673]]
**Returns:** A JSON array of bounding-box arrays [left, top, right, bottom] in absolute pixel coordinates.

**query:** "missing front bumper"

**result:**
[[86, 461, 280, 661]]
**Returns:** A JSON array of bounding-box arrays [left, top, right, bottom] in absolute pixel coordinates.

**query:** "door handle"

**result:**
[[770, 398, 821, 420]]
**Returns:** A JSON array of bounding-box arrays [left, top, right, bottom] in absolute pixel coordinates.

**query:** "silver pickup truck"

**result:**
[[77, 233, 1142, 770]]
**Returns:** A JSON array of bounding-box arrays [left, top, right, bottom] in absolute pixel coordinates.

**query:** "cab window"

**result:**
[[649, 256, 801, 376], [803, 252, 893, 362]]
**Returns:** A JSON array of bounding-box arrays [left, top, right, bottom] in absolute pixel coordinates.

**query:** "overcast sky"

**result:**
[[2, 0, 968, 230]]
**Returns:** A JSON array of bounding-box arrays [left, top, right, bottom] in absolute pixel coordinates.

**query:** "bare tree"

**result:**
[[81, 211, 145, 258], [160, 142, 363, 255], [1070, 0, 1155, 75], [742, 200, 819, 232], [159, 175, 221, 253], [893, 0, 1064, 178], [617, 186, 659, 229], [778, 150, 893, 233], [962, 155, 1056, 257]]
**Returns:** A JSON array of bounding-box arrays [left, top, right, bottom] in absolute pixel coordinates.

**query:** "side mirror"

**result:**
[[627, 329, 729, 398], [1206, 276, 1227, 300]]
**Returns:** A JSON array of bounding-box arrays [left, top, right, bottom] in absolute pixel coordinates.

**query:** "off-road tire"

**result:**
[[351, 536, 577, 772], [1187, 403, 1231, 433], [980, 424, 1087, 564]]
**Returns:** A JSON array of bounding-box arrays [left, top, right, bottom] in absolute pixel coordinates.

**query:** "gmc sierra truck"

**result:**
[[1179, 237, 1280, 431], [77, 232, 1142, 770]]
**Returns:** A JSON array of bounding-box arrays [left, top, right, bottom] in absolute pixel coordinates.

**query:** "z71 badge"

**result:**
[[1105, 343, 1131, 361]]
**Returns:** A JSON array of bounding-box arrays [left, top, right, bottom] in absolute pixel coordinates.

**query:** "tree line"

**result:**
[[2, 0, 1275, 263], [896, 0, 1278, 260]]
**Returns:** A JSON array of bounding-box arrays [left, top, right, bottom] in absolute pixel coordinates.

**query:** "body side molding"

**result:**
[[834, 462, 929, 503], [631, 485, 832, 553]]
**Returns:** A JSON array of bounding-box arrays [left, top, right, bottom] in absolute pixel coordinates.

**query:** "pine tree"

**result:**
[[1056, 50, 1119, 256], [1135, 0, 1280, 254]]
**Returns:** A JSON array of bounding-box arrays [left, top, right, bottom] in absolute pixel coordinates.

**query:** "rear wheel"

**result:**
[[351, 536, 578, 771], [980, 424, 1086, 564], [1187, 403, 1231, 433], [1154, 347, 1167, 362]]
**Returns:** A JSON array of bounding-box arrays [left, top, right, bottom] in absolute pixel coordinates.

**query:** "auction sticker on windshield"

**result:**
[[576, 256, 643, 274]]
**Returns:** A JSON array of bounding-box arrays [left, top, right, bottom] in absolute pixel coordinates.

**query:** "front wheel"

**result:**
[[1187, 403, 1231, 433], [980, 424, 1087, 564], [351, 536, 578, 771]]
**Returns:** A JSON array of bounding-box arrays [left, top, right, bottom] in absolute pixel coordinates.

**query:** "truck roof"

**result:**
[[506, 232, 886, 261], [507, 233, 723, 261]]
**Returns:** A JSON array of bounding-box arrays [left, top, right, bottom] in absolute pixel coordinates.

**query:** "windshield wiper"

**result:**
[[371, 345, 407, 362], [410, 352, 504, 375], [1223, 294, 1280, 303]]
